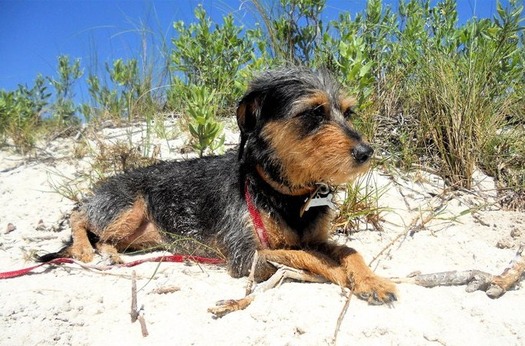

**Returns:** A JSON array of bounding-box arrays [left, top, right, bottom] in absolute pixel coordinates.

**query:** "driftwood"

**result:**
[[392, 243, 525, 298]]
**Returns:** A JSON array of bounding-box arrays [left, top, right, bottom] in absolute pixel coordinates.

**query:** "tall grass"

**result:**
[[404, 1, 523, 189], [410, 51, 503, 188]]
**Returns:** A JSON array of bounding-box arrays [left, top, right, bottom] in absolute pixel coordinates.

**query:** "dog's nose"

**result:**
[[352, 143, 374, 164]]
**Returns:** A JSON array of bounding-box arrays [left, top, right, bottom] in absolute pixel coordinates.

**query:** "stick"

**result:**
[[489, 242, 525, 298], [137, 309, 149, 337], [333, 289, 353, 344], [245, 251, 259, 296], [130, 271, 149, 337], [391, 270, 494, 291], [152, 285, 181, 294], [209, 262, 326, 318], [130, 271, 138, 322]]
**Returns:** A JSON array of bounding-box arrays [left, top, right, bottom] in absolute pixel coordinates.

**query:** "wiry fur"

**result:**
[[40, 67, 397, 306]]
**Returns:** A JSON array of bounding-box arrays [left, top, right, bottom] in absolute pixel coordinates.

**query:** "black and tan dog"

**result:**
[[40, 67, 397, 308]]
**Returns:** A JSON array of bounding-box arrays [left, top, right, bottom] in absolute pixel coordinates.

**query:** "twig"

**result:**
[[489, 242, 525, 298], [245, 250, 259, 296], [472, 213, 490, 227], [209, 262, 326, 318], [64, 265, 139, 279], [130, 271, 138, 323], [130, 271, 149, 337], [333, 289, 353, 345], [152, 285, 181, 294], [137, 311, 149, 337], [369, 231, 405, 268], [392, 270, 494, 290]]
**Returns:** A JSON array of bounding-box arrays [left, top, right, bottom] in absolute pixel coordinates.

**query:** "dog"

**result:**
[[40, 67, 397, 309]]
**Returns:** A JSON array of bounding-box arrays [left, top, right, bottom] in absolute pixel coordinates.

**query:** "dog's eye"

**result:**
[[312, 105, 326, 118], [298, 105, 325, 120], [343, 107, 355, 119]]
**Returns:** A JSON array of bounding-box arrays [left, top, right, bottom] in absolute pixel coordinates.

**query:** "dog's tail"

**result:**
[[35, 231, 99, 263], [35, 239, 74, 263]]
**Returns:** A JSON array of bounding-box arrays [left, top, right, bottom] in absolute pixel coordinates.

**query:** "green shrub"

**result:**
[[0, 75, 50, 153], [404, 0, 523, 188], [169, 5, 254, 113], [182, 84, 225, 157], [253, 0, 327, 64], [48, 55, 83, 127], [85, 58, 158, 123]]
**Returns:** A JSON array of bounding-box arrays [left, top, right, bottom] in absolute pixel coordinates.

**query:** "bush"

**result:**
[[0, 75, 50, 153], [181, 84, 225, 157], [48, 55, 83, 127], [169, 5, 254, 114]]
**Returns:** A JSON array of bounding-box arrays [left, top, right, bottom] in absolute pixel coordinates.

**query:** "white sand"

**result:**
[[1, 126, 524, 345]]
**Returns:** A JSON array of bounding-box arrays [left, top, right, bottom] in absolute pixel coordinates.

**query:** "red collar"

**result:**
[[244, 181, 269, 249]]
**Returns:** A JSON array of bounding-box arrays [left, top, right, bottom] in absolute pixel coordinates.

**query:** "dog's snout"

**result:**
[[352, 143, 374, 164]]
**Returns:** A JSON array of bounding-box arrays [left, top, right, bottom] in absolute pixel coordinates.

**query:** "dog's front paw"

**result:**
[[352, 275, 397, 306]]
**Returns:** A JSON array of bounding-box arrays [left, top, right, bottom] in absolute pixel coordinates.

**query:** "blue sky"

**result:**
[[0, 0, 508, 101]]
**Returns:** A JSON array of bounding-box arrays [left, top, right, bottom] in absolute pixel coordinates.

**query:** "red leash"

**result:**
[[123, 254, 224, 266], [0, 255, 224, 280], [0, 258, 75, 279]]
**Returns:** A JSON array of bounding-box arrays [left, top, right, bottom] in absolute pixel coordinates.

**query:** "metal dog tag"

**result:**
[[307, 193, 335, 210], [300, 183, 336, 217]]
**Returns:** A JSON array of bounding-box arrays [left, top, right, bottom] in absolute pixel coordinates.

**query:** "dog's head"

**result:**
[[237, 67, 373, 192]]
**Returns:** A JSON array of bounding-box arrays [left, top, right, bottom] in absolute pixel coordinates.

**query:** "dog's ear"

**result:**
[[236, 92, 261, 135], [236, 92, 262, 160]]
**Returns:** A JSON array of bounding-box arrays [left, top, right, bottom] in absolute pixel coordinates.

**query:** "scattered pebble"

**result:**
[[35, 219, 47, 231], [496, 238, 514, 249], [510, 228, 522, 239], [496, 228, 525, 249], [5, 223, 16, 234], [151, 286, 181, 294]]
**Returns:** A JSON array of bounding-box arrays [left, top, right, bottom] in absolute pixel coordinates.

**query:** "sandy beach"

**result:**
[[1, 124, 524, 345]]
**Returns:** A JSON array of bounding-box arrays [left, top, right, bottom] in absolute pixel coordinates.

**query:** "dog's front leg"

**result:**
[[255, 249, 349, 286], [318, 243, 397, 305]]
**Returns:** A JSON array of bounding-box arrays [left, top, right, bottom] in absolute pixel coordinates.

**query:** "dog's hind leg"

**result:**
[[96, 197, 164, 254], [95, 243, 123, 264], [40, 198, 164, 263]]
